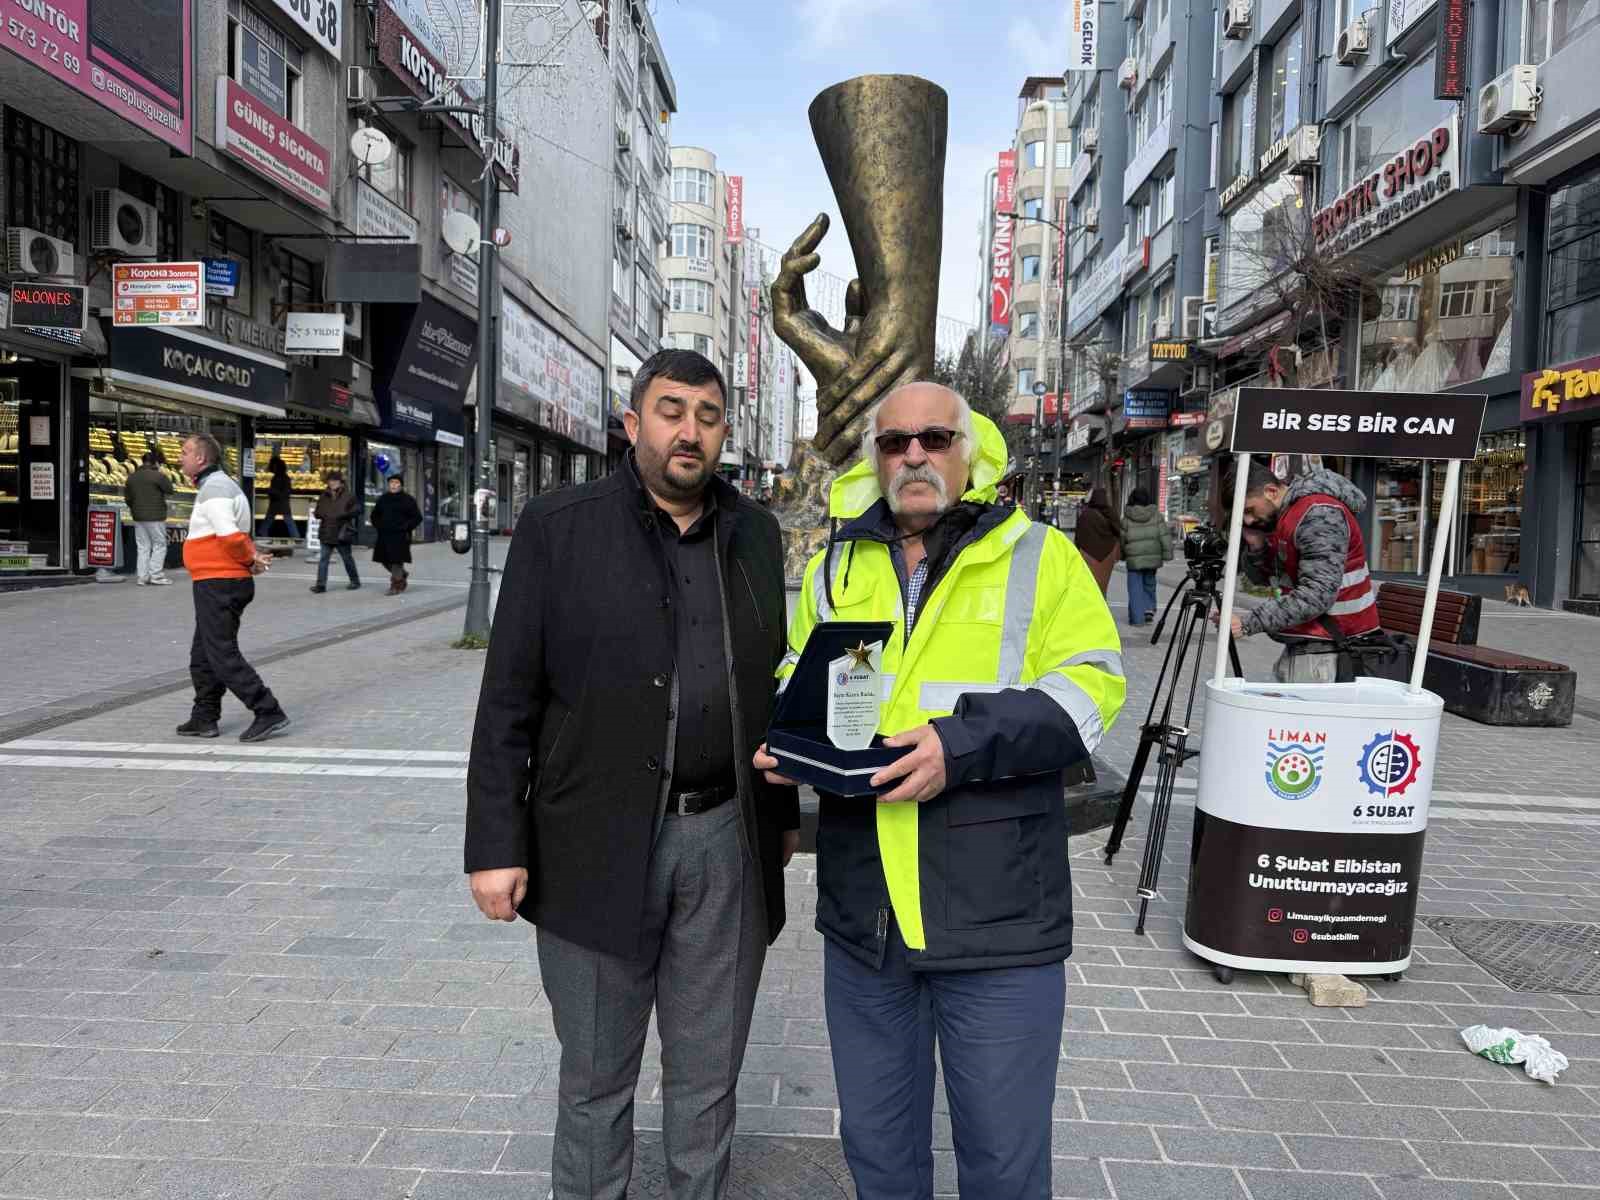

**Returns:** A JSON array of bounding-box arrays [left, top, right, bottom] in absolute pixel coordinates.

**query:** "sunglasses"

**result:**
[[874, 427, 963, 456]]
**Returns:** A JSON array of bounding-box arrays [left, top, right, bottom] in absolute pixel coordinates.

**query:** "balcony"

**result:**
[[1124, 113, 1174, 197]]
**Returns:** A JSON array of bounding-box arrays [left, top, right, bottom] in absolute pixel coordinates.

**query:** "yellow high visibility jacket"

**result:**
[[780, 413, 1126, 969]]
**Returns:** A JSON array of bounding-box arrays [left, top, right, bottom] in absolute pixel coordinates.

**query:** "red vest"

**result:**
[[1268, 493, 1380, 640]]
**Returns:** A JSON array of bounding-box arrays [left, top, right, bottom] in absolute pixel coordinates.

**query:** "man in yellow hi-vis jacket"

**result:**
[[756, 382, 1125, 1200]]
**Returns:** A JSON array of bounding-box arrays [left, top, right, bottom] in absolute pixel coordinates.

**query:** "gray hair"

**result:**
[[184, 433, 223, 468], [860, 382, 977, 470]]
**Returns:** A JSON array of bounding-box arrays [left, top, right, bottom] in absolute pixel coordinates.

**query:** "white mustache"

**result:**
[[889, 464, 948, 509]]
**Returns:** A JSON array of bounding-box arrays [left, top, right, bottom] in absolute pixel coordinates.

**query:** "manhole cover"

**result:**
[[628, 1132, 855, 1198], [1426, 917, 1600, 994]]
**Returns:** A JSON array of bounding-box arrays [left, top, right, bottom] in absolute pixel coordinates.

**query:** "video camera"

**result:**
[[1182, 525, 1228, 588]]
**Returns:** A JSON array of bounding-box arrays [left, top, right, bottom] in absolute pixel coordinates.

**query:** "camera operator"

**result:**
[[1217, 458, 1379, 683]]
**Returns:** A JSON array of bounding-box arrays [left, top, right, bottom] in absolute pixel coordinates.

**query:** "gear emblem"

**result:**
[[1358, 730, 1422, 797]]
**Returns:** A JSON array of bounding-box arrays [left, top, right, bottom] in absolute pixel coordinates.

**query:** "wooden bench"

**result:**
[[1376, 582, 1575, 727]]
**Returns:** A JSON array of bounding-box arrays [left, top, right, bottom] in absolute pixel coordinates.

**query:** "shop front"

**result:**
[[492, 291, 607, 532], [372, 294, 475, 543], [75, 326, 288, 574], [1522, 353, 1600, 613]]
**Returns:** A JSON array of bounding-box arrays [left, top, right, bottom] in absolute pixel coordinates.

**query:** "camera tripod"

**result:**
[[1102, 562, 1242, 941]]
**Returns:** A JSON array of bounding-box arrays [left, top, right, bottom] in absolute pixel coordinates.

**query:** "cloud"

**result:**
[[796, 0, 915, 52], [1006, 10, 1071, 75]]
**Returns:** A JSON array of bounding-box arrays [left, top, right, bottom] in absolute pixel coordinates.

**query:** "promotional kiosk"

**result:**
[[1191, 387, 1487, 982]]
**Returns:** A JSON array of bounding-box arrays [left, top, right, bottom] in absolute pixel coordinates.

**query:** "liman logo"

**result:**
[[1264, 728, 1326, 800]]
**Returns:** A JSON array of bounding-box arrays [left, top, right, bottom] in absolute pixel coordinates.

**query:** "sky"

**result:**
[[649, 0, 1071, 338]]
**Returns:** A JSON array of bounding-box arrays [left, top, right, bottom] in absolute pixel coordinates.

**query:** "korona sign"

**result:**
[[1230, 387, 1486, 460]]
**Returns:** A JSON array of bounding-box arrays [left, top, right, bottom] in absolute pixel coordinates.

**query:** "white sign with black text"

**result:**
[[284, 312, 346, 356]]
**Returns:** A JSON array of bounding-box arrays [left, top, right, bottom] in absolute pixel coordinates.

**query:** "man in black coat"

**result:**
[[466, 349, 799, 1200]]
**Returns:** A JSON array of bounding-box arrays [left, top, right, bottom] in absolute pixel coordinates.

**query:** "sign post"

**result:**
[[1191, 387, 1486, 982]]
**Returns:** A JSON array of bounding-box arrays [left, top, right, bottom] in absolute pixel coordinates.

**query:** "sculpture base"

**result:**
[[771, 444, 837, 585]]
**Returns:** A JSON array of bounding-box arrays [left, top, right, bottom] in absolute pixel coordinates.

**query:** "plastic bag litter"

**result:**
[[1459, 1025, 1569, 1084]]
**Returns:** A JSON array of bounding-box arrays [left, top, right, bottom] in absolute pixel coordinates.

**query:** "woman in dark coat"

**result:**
[[1073, 486, 1123, 597], [370, 475, 423, 595], [258, 454, 299, 539]]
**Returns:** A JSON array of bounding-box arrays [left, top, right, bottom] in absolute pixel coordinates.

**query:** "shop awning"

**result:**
[[79, 327, 290, 419]]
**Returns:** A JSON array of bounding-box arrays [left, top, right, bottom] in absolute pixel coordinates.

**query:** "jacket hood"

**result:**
[[1283, 468, 1366, 516], [1123, 504, 1161, 523], [828, 411, 1008, 520]]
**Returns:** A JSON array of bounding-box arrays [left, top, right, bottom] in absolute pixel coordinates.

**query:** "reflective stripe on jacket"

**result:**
[[780, 413, 1126, 971]]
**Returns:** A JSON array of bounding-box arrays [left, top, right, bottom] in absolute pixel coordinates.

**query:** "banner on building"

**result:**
[[215, 79, 332, 213], [727, 176, 744, 245], [112, 263, 205, 328], [748, 287, 763, 404], [1124, 389, 1173, 430], [990, 151, 1017, 335], [1068, 0, 1099, 69], [1434, 0, 1471, 99]]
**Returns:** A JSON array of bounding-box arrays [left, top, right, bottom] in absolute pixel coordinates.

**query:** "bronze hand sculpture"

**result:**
[[771, 75, 948, 467]]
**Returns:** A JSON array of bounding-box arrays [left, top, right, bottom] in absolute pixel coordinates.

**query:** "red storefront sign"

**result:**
[[1435, 0, 1471, 99], [86, 508, 118, 568], [1312, 125, 1452, 250], [214, 79, 332, 213], [990, 150, 1017, 332], [727, 177, 744, 245]]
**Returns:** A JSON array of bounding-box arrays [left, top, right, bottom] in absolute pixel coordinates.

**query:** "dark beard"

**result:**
[[637, 442, 710, 501]]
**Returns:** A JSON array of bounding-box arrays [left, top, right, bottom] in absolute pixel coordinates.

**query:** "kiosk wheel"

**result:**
[[1212, 965, 1234, 985]]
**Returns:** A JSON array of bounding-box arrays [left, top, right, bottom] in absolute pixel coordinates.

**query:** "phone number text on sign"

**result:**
[[5, 18, 84, 75]]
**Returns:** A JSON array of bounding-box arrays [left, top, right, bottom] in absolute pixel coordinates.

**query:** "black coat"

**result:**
[[371, 492, 423, 566], [466, 458, 800, 958]]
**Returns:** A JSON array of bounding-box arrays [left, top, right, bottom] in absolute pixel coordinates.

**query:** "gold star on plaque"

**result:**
[[845, 641, 875, 671]]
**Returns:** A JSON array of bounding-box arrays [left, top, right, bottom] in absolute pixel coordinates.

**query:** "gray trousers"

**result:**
[[538, 800, 765, 1200]]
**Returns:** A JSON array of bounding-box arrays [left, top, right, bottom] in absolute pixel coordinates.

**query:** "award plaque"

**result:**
[[766, 621, 910, 796]]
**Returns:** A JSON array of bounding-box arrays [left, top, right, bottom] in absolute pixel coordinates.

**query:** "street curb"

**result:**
[[0, 593, 466, 743]]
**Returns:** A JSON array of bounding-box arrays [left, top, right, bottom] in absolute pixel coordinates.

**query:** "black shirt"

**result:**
[[654, 502, 736, 792]]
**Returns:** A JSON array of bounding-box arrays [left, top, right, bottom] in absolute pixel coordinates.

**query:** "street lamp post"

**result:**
[[1003, 209, 1093, 526]]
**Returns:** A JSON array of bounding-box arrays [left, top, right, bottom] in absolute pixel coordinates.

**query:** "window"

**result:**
[[1339, 0, 1378, 29], [1125, 292, 1148, 352], [1018, 311, 1041, 339], [1017, 367, 1037, 395], [1130, 15, 1148, 62], [1332, 58, 1456, 197], [1155, 279, 1175, 333], [358, 121, 410, 209], [1524, 0, 1600, 65], [1439, 282, 1477, 318], [207, 213, 253, 314], [668, 278, 712, 314], [1266, 24, 1304, 151], [1025, 140, 1046, 168], [1023, 196, 1044, 220], [1157, 70, 1173, 124], [1547, 170, 1600, 361], [227, 0, 303, 122], [275, 246, 316, 315], [1022, 255, 1042, 282], [1055, 139, 1071, 168], [1158, 0, 1171, 19], [1220, 175, 1307, 315], [694, 334, 713, 357], [1159, 175, 1176, 226], [613, 250, 628, 299], [1222, 77, 1256, 186], [670, 223, 712, 259], [671, 166, 713, 205]]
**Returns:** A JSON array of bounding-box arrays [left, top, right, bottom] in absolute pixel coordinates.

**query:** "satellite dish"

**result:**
[[579, 1, 602, 16], [350, 126, 393, 168], [442, 211, 481, 257]]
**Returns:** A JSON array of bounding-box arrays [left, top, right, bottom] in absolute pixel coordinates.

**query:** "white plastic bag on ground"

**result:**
[[1460, 1024, 1569, 1084]]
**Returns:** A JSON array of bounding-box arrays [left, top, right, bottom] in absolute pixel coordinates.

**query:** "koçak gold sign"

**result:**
[[1150, 339, 1194, 362]]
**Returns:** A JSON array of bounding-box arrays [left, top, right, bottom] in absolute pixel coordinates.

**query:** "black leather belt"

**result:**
[[665, 783, 736, 815]]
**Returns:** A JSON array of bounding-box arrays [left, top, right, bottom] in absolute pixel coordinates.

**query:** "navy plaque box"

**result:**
[[766, 620, 910, 796]]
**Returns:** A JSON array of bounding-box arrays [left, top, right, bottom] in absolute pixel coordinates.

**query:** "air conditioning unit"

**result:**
[[91, 188, 158, 257], [1182, 295, 1218, 339], [346, 66, 370, 104], [1336, 18, 1370, 63], [5, 227, 74, 279], [1183, 362, 1215, 394], [1224, 0, 1252, 38], [614, 207, 634, 240], [1082, 206, 1100, 232], [1118, 57, 1138, 89], [1478, 64, 1540, 133], [1081, 127, 1099, 153], [343, 301, 363, 341], [615, 128, 631, 152], [1153, 318, 1174, 339], [1284, 125, 1322, 175]]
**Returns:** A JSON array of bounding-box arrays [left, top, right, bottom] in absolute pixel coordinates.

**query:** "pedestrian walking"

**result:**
[[755, 382, 1125, 1200], [1074, 486, 1122, 596], [309, 471, 360, 593], [124, 451, 174, 586], [1121, 486, 1172, 625], [370, 474, 422, 595], [258, 453, 300, 540], [175, 433, 290, 743], [467, 349, 799, 1200]]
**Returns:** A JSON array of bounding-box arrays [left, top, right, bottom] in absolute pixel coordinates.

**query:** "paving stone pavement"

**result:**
[[0, 570, 1597, 1198]]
